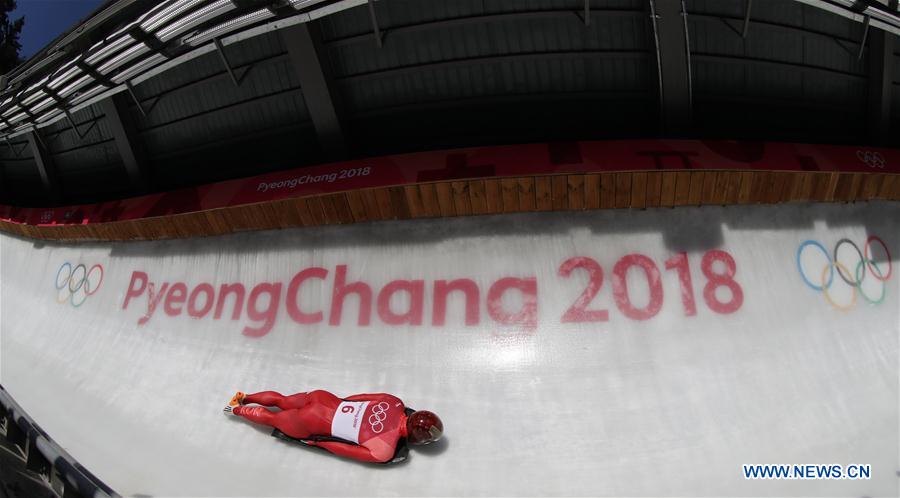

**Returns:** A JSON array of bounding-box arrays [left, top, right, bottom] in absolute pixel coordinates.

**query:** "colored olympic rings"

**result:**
[[864, 235, 892, 281], [834, 239, 864, 287], [797, 236, 891, 311], [856, 259, 886, 305], [797, 240, 832, 291], [820, 261, 856, 311], [55, 262, 103, 307]]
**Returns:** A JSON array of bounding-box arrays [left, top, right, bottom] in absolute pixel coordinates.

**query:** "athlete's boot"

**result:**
[[223, 391, 246, 415]]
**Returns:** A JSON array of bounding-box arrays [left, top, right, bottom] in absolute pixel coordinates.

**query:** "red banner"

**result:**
[[1, 140, 897, 226]]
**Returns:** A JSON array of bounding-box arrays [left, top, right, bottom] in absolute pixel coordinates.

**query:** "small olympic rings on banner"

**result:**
[[55, 262, 103, 307], [797, 236, 891, 311], [856, 150, 886, 169]]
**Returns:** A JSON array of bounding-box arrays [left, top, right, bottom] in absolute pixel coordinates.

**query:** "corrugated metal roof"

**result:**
[[0, 0, 897, 207]]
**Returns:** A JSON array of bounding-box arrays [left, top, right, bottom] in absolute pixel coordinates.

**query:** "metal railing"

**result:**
[[0, 384, 118, 498]]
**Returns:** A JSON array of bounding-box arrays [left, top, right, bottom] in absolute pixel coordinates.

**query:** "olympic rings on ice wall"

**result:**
[[54, 262, 103, 307], [796, 236, 891, 310]]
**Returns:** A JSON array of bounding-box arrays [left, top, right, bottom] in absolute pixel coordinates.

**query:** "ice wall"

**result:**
[[1, 202, 897, 497]]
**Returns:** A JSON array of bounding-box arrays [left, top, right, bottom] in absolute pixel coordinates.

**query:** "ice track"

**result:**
[[1, 202, 897, 497]]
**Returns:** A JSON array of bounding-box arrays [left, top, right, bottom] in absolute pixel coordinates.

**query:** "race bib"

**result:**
[[331, 401, 369, 443]]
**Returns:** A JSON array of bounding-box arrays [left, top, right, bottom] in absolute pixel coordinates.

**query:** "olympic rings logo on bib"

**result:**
[[368, 402, 390, 434], [55, 262, 104, 307], [796, 236, 891, 311]]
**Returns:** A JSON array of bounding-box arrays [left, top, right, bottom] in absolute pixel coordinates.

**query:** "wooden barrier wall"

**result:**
[[1, 170, 897, 241]]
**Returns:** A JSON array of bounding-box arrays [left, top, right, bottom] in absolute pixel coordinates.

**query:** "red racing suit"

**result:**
[[233, 390, 410, 463]]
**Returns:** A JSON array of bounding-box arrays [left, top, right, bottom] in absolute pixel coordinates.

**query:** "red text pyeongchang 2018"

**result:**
[[120, 250, 743, 338]]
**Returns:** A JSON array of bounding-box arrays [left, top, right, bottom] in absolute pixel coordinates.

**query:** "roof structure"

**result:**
[[1, 0, 899, 207]]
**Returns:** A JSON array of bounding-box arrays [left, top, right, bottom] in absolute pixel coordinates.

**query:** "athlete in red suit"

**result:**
[[224, 390, 443, 463]]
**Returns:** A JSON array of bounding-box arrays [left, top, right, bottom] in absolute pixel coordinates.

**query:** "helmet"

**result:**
[[406, 410, 443, 445]]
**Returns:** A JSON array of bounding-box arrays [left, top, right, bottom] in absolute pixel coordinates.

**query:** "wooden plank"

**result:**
[[614, 173, 631, 208], [273, 199, 304, 227], [789, 172, 813, 202], [877, 174, 897, 199], [389, 187, 411, 219], [434, 182, 456, 216], [860, 173, 883, 200], [221, 207, 250, 233], [687, 171, 705, 206], [256, 204, 281, 230], [404, 185, 426, 218], [584, 174, 601, 209], [552, 176, 568, 210], [718, 172, 737, 205], [699, 171, 717, 205], [848, 173, 864, 201], [630, 172, 647, 209], [736, 171, 753, 204], [268, 202, 294, 229], [258, 202, 284, 234], [374, 187, 396, 220], [718, 172, 738, 205], [332, 194, 355, 224], [110, 222, 130, 239], [203, 209, 231, 233], [418, 183, 441, 217], [253, 203, 283, 229], [568, 175, 585, 210], [501, 178, 519, 213], [250, 205, 274, 230], [468, 180, 488, 215], [832, 173, 854, 202], [889, 176, 900, 201], [484, 179, 503, 214], [712, 172, 730, 205], [762, 172, 782, 204], [673, 171, 692, 206], [750, 171, 773, 204], [532, 177, 551, 211], [781, 173, 800, 203], [518, 177, 536, 211], [361, 189, 383, 220], [824, 173, 841, 201], [660, 172, 677, 207], [451, 181, 472, 216], [346, 190, 369, 222], [373, 188, 395, 219], [809, 173, 831, 202], [766, 172, 788, 204], [319, 195, 341, 224], [645, 171, 662, 208], [599, 173, 616, 209]]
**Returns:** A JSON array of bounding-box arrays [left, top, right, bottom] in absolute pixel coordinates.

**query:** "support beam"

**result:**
[[25, 130, 61, 204], [281, 22, 348, 159], [868, 31, 894, 145], [99, 92, 151, 191], [857, 15, 871, 60], [367, 0, 384, 48], [742, 0, 752, 38], [649, 0, 693, 134], [214, 38, 241, 87]]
